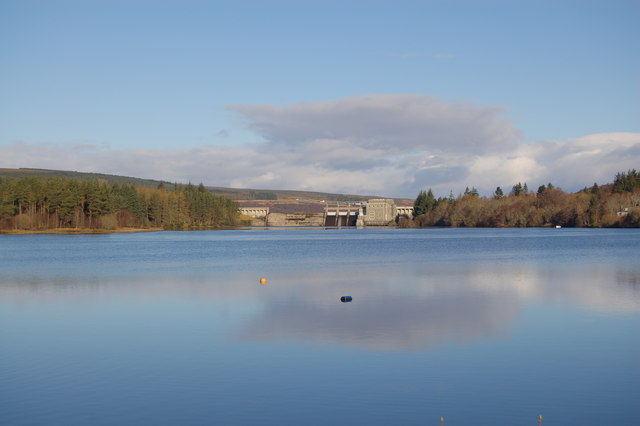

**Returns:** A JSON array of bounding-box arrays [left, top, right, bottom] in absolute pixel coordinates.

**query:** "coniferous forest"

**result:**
[[0, 177, 240, 232], [408, 170, 640, 228]]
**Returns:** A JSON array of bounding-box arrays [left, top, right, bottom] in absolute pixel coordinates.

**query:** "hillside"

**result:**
[[0, 168, 170, 189], [0, 168, 391, 202]]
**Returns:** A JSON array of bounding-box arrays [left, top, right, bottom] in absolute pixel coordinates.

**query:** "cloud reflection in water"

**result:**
[[2, 263, 638, 352], [236, 263, 640, 351]]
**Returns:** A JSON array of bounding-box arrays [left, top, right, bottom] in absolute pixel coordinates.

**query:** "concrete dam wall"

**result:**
[[266, 212, 326, 227], [239, 199, 414, 227]]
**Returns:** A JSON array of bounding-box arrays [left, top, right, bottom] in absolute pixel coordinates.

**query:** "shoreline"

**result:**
[[0, 227, 165, 235], [1, 224, 637, 235]]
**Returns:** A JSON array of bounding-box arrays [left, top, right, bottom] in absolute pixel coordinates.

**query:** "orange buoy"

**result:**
[[259, 277, 267, 285]]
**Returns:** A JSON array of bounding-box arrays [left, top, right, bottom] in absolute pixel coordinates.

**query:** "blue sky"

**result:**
[[1, 0, 638, 197]]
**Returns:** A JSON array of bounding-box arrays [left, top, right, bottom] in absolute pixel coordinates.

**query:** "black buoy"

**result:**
[[340, 296, 352, 302]]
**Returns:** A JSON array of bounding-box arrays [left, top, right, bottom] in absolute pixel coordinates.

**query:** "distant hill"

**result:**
[[0, 168, 406, 203], [205, 185, 380, 202], [0, 168, 172, 189]]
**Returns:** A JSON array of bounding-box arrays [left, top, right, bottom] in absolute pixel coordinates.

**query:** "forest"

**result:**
[[0, 177, 240, 232], [1, 170, 639, 232], [408, 170, 640, 228]]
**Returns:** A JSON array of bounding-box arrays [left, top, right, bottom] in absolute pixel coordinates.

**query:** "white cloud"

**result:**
[[1, 94, 638, 198], [458, 133, 640, 194]]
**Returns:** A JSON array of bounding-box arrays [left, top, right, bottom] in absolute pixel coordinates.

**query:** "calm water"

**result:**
[[1, 228, 639, 425]]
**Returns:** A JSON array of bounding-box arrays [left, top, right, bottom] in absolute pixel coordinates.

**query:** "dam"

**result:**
[[239, 199, 413, 227]]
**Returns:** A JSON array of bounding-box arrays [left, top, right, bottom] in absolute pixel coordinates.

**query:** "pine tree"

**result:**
[[413, 190, 428, 218], [425, 189, 437, 211], [613, 169, 640, 193], [512, 182, 523, 196]]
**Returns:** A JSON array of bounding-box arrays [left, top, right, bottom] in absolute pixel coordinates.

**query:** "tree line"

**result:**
[[409, 169, 640, 228], [0, 177, 240, 231]]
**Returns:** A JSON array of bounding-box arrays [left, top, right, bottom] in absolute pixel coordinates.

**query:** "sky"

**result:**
[[1, 0, 639, 198]]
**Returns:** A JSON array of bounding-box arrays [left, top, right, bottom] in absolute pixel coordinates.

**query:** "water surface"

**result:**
[[1, 228, 639, 425]]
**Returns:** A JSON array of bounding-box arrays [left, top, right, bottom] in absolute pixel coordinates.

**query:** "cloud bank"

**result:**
[[228, 94, 520, 154], [1, 94, 638, 197]]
